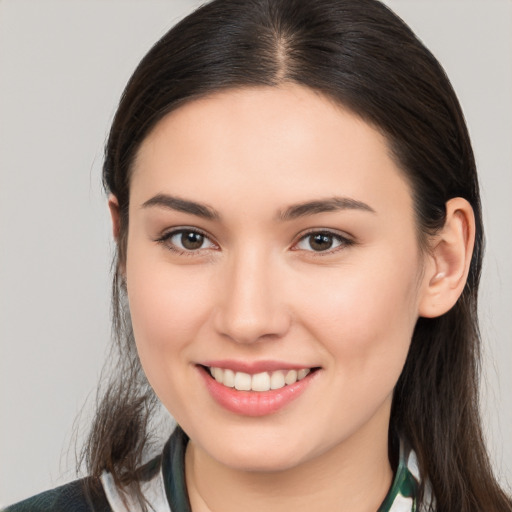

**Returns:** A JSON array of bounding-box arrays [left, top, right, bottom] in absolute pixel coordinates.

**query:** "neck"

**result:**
[[185, 409, 393, 512]]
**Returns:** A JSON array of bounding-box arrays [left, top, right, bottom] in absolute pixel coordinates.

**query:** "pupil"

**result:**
[[310, 233, 333, 251], [182, 231, 204, 250]]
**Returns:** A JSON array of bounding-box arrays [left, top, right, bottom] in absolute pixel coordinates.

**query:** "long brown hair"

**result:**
[[81, 0, 511, 510]]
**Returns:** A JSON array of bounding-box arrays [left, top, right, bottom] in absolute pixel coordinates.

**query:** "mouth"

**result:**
[[197, 363, 320, 416], [202, 365, 315, 392]]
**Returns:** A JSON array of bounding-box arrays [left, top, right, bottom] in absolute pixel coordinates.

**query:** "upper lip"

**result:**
[[199, 360, 316, 374]]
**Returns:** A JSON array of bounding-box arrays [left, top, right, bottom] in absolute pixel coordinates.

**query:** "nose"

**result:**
[[213, 249, 291, 344]]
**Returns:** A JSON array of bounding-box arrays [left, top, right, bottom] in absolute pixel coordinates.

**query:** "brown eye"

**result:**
[[181, 231, 205, 250], [309, 233, 334, 251], [295, 231, 350, 253], [163, 229, 215, 253]]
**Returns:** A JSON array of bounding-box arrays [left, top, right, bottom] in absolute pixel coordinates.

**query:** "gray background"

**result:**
[[1, 0, 511, 506]]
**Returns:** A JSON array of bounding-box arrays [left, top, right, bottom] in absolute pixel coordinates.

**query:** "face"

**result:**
[[123, 85, 429, 472]]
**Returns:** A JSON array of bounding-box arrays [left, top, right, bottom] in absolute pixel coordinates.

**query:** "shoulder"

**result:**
[[99, 427, 188, 512], [2, 476, 112, 512], [3, 427, 189, 512], [99, 426, 189, 512]]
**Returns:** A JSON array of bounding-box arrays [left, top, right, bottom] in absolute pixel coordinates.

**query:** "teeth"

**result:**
[[251, 372, 270, 391], [234, 372, 252, 391], [212, 367, 223, 383], [208, 367, 311, 392], [223, 368, 235, 388], [297, 368, 309, 380], [270, 371, 285, 389], [285, 369, 298, 385]]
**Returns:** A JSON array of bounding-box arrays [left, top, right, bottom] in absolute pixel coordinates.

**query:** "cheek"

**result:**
[[125, 245, 213, 374], [297, 251, 421, 373], [125, 254, 218, 417]]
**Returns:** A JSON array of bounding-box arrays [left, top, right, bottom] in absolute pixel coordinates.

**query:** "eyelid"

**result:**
[[155, 226, 219, 255], [291, 228, 355, 254]]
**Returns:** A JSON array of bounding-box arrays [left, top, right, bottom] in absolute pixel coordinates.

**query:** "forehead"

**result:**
[[131, 84, 414, 221]]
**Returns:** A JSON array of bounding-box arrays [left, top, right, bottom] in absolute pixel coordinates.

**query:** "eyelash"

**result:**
[[293, 229, 355, 255], [155, 227, 217, 257], [155, 228, 354, 256]]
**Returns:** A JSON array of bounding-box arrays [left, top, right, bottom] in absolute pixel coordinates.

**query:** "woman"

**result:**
[[4, 0, 511, 511]]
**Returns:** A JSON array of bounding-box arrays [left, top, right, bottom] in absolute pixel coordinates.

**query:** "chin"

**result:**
[[215, 446, 308, 473], [191, 423, 324, 473]]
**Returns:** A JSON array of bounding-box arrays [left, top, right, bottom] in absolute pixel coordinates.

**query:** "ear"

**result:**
[[418, 197, 475, 318], [108, 194, 127, 278], [108, 194, 121, 242]]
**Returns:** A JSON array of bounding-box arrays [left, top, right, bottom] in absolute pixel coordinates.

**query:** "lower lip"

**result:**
[[198, 367, 317, 417]]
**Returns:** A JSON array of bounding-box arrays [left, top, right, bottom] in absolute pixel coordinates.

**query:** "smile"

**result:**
[[198, 364, 319, 416], [208, 367, 311, 392]]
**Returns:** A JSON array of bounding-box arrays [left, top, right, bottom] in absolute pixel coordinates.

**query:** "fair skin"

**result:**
[[109, 84, 474, 512]]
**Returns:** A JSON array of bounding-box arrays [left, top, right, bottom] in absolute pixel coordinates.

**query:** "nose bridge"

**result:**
[[213, 243, 290, 344]]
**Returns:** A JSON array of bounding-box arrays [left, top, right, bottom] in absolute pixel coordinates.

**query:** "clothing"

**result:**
[[3, 427, 431, 512]]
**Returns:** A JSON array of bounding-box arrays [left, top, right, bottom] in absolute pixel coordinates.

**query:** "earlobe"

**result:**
[[418, 197, 475, 318], [108, 194, 121, 242]]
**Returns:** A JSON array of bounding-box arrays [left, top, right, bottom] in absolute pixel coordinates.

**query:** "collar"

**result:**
[[377, 437, 421, 511]]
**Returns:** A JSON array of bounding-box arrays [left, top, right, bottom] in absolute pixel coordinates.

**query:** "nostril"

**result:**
[[213, 306, 292, 345]]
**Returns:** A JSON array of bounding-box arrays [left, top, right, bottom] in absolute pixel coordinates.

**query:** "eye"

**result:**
[[158, 228, 216, 253], [294, 231, 351, 253]]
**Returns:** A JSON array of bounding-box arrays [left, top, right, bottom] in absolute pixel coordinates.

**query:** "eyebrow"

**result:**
[[278, 197, 376, 221], [142, 194, 220, 220], [141, 193, 375, 222]]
